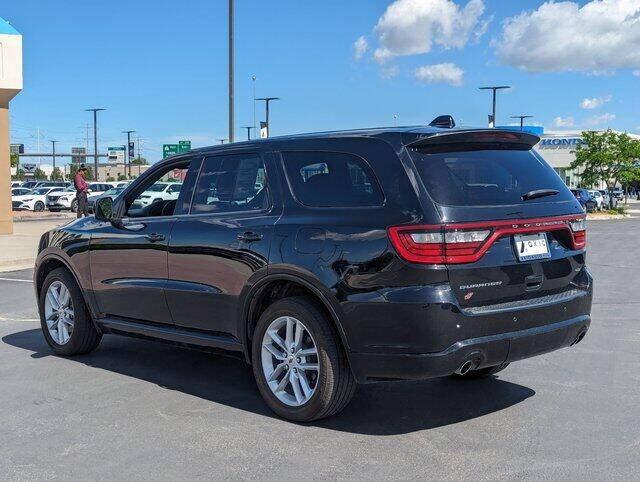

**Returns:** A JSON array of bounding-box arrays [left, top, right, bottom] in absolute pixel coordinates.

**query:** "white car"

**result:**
[[12, 187, 65, 212], [133, 182, 182, 207], [11, 181, 24, 188], [46, 182, 114, 212], [11, 187, 31, 197], [587, 190, 604, 210]]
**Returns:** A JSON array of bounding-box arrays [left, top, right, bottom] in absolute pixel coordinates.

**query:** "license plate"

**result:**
[[513, 233, 551, 261]]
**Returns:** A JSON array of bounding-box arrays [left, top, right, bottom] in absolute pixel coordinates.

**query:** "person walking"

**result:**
[[74, 164, 90, 218]]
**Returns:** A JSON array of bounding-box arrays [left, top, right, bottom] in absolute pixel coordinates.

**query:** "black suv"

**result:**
[[34, 126, 592, 421]]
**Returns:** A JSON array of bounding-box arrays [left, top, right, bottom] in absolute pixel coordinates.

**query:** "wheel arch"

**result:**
[[239, 272, 352, 367]]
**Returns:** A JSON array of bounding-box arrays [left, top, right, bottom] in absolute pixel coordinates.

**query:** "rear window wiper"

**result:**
[[521, 189, 559, 201]]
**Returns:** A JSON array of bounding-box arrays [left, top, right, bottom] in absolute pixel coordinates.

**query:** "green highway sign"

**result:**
[[178, 140, 191, 153], [163, 144, 180, 158]]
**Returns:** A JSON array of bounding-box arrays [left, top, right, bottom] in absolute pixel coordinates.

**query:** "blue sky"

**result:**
[[4, 0, 640, 164]]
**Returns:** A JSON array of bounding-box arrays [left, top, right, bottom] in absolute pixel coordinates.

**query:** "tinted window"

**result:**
[[282, 151, 383, 207], [410, 147, 573, 206], [191, 154, 269, 214]]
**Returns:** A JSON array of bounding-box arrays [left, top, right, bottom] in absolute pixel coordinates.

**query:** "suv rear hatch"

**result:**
[[395, 130, 587, 310]]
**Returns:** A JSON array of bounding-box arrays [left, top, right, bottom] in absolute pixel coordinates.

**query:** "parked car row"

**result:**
[[570, 188, 619, 212], [10, 182, 128, 212]]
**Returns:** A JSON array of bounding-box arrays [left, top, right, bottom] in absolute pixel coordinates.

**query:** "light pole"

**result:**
[[479, 86, 510, 127], [510, 115, 533, 131], [49, 140, 57, 178], [255, 97, 280, 138], [217, 138, 226, 145], [251, 75, 256, 132], [122, 130, 136, 178], [228, 0, 234, 143], [242, 126, 254, 140], [85, 108, 105, 180]]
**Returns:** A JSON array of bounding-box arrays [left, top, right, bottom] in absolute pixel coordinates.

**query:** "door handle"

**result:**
[[237, 231, 263, 242], [146, 233, 165, 242]]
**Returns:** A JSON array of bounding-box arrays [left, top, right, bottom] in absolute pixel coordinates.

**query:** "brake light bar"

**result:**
[[388, 214, 586, 265]]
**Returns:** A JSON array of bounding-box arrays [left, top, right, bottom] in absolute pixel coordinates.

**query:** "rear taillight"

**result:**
[[388, 226, 490, 264], [389, 215, 586, 265], [569, 218, 586, 249]]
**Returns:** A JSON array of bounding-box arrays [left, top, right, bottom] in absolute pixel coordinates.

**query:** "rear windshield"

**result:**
[[410, 146, 572, 206]]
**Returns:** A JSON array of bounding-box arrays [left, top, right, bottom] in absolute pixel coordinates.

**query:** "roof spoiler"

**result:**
[[428, 115, 456, 129], [406, 129, 540, 149]]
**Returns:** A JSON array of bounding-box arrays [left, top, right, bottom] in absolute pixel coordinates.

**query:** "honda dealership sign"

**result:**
[[538, 137, 583, 149]]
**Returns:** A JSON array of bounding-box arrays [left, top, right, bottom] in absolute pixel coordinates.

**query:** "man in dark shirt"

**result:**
[[74, 165, 89, 218]]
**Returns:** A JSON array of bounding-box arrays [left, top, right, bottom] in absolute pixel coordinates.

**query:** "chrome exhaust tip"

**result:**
[[455, 360, 475, 376]]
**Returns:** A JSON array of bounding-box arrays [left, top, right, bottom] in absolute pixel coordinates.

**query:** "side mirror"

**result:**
[[95, 196, 114, 221]]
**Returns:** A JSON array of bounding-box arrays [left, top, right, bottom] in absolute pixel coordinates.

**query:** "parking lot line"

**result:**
[[0, 278, 33, 283]]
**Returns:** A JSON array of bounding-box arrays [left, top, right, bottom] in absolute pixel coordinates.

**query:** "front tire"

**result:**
[[34, 201, 45, 212], [39, 268, 102, 356], [70, 199, 78, 212], [252, 296, 356, 422]]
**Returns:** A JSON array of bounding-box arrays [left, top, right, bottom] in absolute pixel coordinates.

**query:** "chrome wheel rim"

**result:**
[[44, 281, 74, 345], [261, 316, 319, 407]]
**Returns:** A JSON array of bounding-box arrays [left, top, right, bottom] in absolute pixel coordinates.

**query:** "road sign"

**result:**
[[128, 142, 135, 158], [10, 143, 24, 154], [163, 144, 179, 158], [178, 140, 191, 153], [22, 163, 37, 177], [71, 147, 86, 164], [107, 146, 126, 163]]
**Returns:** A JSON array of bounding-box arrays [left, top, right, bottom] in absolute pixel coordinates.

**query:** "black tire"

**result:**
[[34, 201, 45, 212], [450, 362, 510, 379], [39, 267, 102, 356], [252, 296, 356, 422], [70, 199, 78, 212]]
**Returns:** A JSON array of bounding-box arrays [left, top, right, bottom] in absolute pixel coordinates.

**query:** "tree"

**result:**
[[571, 130, 640, 208], [106, 176, 116, 182], [10, 153, 19, 168], [34, 168, 48, 180], [69, 164, 94, 181], [13, 168, 26, 180], [131, 157, 148, 165], [117, 173, 128, 181], [50, 167, 63, 180]]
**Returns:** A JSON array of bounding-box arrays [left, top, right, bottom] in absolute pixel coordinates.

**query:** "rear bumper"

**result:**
[[350, 315, 590, 382]]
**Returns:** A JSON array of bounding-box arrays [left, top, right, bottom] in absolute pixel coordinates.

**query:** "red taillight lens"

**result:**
[[389, 215, 586, 265], [569, 218, 586, 249], [388, 226, 490, 264]]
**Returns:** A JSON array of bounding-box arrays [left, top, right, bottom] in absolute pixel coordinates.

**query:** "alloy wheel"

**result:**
[[261, 316, 320, 407], [44, 281, 74, 345]]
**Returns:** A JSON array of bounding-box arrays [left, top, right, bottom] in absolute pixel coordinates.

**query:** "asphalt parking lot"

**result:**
[[1, 219, 639, 480]]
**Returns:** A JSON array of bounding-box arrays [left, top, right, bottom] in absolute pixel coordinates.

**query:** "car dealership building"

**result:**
[[501, 127, 640, 189]]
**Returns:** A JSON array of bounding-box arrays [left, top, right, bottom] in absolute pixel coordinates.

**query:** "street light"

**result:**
[[241, 126, 254, 140], [122, 130, 136, 178], [49, 140, 57, 177], [251, 75, 256, 132], [479, 86, 510, 127], [228, 0, 234, 143], [255, 97, 280, 138], [217, 138, 227, 145], [510, 115, 533, 131], [85, 108, 105, 180]]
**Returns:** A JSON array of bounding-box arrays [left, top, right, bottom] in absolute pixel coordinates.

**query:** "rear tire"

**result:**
[[39, 268, 102, 356], [70, 199, 78, 212], [252, 296, 356, 422], [450, 363, 510, 379]]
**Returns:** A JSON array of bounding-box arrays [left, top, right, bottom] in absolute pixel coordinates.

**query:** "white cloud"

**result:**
[[580, 95, 612, 110], [552, 116, 575, 128], [633, 70, 640, 76], [414, 63, 464, 86], [587, 113, 616, 126], [372, 0, 487, 63], [353, 36, 368, 60], [494, 0, 640, 74], [380, 65, 399, 79]]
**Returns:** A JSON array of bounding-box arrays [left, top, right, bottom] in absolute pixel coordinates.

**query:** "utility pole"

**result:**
[[255, 97, 280, 138], [85, 108, 105, 181], [241, 126, 254, 140], [228, 0, 234, 143], [479, 86, 510, 128], [510, 115, 533, 131], [49, 140, 57, 177], [122, 130, 135, 178]]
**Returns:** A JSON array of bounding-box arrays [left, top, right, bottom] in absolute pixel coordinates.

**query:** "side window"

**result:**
[[126, 162, 191, 218], [281, 151, 383, 207], [191, 154, 269, 214]]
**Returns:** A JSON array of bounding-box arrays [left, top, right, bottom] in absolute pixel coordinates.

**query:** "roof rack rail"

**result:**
[[429, 115, 456, 129]]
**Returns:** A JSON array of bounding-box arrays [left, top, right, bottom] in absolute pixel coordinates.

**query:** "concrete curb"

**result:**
[[13, 215, 75, 223]]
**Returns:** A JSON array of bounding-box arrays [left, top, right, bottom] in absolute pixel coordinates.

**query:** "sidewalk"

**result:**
[[0, 219, 73, 272]]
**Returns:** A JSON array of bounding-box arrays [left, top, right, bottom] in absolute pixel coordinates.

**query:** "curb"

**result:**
[[12, 216, 75, 223]]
